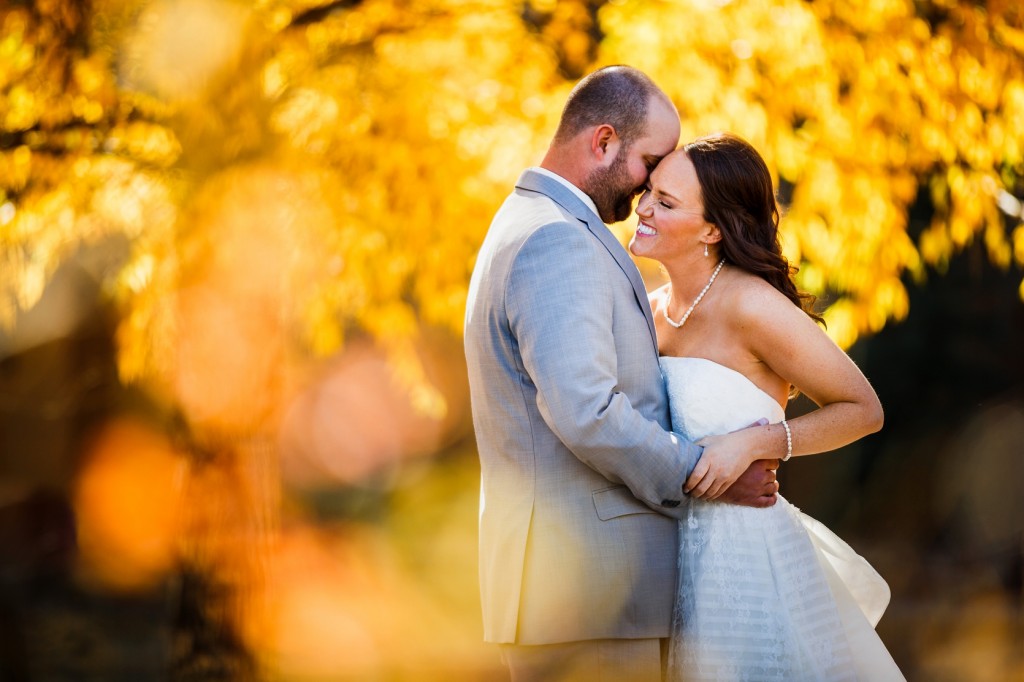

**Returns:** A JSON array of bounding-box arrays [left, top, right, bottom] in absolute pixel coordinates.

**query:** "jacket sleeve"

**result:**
[[505, 222, 701, 517]]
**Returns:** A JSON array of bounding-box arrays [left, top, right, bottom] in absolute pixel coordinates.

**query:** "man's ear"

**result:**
[[590, 124, 620, 165]]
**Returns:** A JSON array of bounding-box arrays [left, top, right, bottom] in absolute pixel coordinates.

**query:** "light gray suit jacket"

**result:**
[[464, 169, 703, 645]]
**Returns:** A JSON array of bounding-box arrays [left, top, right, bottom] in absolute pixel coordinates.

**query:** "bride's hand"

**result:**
[[685, 428, 760, 500]]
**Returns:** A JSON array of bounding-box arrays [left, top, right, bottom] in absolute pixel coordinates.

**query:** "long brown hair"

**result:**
[[684, 132, 823, 324]]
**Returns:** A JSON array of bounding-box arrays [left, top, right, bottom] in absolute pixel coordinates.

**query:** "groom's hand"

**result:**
[[714, 417, 779, 508], [717, 458, 780, 508]]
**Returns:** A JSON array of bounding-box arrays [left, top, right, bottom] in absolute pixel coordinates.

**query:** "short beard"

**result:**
[[583, 147, 638, 223]]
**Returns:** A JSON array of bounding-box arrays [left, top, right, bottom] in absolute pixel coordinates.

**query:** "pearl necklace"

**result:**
[[663, 259, 725, 329]]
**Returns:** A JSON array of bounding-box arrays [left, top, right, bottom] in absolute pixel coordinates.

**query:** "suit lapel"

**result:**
[[515, 170, 659, 352]]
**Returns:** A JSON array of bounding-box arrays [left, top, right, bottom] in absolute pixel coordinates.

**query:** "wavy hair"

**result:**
[[684, 132, 823, 324]]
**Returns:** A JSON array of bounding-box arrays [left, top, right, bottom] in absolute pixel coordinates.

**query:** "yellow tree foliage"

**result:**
[[599, 0, 1024, 347], [3, 0, 1024, 422], [1, 0, 566, 430]]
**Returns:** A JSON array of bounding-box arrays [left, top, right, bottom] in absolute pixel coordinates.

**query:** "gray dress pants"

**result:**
[[501, 638, 666, 682]]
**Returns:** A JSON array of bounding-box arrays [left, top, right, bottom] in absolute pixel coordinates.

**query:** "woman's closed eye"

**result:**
[[644, 184, 673, 209], [653, 192, 673, 209]]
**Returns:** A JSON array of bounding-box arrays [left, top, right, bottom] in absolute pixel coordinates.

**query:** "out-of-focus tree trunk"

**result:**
[[172, 436, 279, 681]]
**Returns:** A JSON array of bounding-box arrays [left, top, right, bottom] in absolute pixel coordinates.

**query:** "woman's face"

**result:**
[[629, 150, 711, 264]]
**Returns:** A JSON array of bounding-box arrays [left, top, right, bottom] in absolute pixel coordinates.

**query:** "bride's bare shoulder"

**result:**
[[723, 270, 802, 327]]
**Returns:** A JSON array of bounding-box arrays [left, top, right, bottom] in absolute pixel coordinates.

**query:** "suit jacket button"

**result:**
[[661, 499, 680, 508]]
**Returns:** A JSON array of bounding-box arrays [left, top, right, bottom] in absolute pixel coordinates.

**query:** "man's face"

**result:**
[[584, 97, 680, 223]]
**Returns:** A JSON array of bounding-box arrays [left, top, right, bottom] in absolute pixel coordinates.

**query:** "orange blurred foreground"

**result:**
[[72, 417, 186, 591]]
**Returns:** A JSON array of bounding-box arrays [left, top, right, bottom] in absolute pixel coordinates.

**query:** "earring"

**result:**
[[703, 242, 709, 257]]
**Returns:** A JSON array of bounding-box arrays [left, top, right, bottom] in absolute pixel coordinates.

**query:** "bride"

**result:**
[[629, 133, 905, 681]]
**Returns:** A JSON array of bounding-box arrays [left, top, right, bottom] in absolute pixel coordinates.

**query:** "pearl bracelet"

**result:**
[[781, 419, 792, 461]]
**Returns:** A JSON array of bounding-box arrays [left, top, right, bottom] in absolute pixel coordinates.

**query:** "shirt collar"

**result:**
[[527, 166, 601, 221]]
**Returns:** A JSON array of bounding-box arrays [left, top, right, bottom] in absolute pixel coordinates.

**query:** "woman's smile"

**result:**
[[636, 220, 657, 237]]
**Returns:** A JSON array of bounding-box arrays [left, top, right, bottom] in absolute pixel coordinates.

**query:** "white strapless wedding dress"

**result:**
[[662, 357, 905, 681]]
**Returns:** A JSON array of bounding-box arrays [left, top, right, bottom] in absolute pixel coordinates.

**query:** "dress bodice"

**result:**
[[660, 356, 785, 441]]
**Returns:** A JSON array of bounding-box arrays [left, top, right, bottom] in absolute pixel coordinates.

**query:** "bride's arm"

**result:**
[[686, 284, 883, 499]]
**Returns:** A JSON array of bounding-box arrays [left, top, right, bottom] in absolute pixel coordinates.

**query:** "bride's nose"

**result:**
[[635, 190, 653, 217]]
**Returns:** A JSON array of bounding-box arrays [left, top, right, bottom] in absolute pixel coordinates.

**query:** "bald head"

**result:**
[[553, 66, 673, 151], [542, 66, 679, 222]]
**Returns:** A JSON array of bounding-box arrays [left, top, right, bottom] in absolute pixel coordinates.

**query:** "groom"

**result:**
[[464, 66, 780, 681]]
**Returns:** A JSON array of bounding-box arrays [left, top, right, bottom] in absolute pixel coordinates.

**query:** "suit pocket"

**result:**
[[592, 485, 657, 521]]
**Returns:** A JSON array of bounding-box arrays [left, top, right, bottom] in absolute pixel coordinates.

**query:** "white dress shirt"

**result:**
[[528, 166, 601, 221]]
